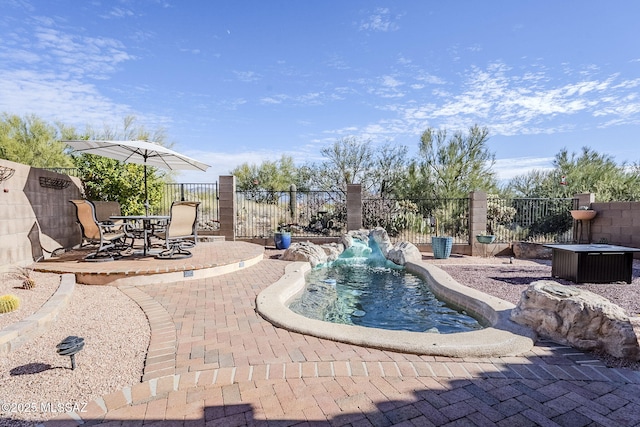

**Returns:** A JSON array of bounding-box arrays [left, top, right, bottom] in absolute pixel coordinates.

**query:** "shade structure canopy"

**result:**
[[64, 139, 210, 214]]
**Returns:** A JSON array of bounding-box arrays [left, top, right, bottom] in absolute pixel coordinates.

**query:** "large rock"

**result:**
[[386, 241, 422, 265], [320, 243, 344, 263], [512, 242, 552, 259], [370, 227, 393, 257], [511, 280, 640, 360], [280, 242, 328, 267], [340, 230, 370, 250]]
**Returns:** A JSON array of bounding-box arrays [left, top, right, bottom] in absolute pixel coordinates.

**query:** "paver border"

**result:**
[[0, 273, 75, 355]]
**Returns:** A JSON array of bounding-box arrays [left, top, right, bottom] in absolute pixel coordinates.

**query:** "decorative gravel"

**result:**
[[433, 256, 640, 371], [0, 276, 149, 425], [0, 272, 59, 331]]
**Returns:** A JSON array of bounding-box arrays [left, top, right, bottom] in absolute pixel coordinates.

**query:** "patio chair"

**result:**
[[92, 201, 123, 224], [69, 200, 132, 262], [155, 201, 200, 259]]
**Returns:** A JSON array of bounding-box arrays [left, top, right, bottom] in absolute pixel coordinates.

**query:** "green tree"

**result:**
[[0, 113, 74, 167], [307, 136, 383, 193], [231, 155, 302, 191], [71, 116, 169, 214], [398, 125, 498, 199], [371, 144, 408, 196], [506, 147, 640, 201]]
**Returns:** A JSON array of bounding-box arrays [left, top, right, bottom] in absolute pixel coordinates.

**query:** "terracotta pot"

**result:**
[[570, 210, 597, 221]]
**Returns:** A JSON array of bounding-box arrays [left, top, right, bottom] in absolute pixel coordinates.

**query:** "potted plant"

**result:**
[[274, 223, 292, 250], [570, 205, 597, 221], [430, 216, 453, 259]]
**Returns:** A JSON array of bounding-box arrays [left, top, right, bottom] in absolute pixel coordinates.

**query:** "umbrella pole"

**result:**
[[144, 164, 149, 216]]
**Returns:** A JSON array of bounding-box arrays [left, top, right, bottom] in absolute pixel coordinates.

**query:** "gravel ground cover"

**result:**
[[0, 274, 149, 426], [0, 272, 59, 331], [429, 256, 640, 371]]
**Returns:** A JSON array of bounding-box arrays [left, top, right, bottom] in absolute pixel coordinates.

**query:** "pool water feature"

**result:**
[[288, 238, 484, 334]]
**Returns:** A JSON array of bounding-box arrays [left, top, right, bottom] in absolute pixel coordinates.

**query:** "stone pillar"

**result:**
[[218, 175, 236, 241], [469, 191, 488, 256], [346, 184, 362, 231]]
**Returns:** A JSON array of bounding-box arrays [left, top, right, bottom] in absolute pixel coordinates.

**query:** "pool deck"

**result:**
[[30, 242, 640, 425]]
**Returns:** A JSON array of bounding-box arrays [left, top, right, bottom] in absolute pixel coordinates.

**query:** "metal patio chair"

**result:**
[[69, 200, 132, 261], [155, 201, 200, 259]]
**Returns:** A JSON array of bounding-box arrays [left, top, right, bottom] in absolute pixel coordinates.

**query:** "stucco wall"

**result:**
[[0, 159, 83, 272]]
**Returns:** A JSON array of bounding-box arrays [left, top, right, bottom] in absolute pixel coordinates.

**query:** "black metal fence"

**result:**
[[363, 196, 577, 244], [236, 189, 346, 238], [487, 197, 577, 243], [363, 197, 470, 244], [156, 183, 219, 231]]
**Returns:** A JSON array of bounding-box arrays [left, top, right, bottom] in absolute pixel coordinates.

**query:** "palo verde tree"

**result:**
[[310, 136, 375, 193], [398, 124, 498, 199], [231, 154, 306, 202], [506, 147, 640, 201], [0, 113, 75, 168]]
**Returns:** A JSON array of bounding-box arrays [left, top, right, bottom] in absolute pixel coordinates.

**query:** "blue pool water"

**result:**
[[288, 239, 484, 334]]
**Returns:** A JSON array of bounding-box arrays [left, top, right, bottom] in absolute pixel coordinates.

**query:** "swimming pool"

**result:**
[[288, 248, 484, 334], [256, 235, 536, 357]]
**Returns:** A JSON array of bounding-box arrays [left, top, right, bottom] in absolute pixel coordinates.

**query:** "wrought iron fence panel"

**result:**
[[157, 183, 219, 231], [362, 197, 469, 244], [236, 190, 346, 238], [488, 197, 577, 243]]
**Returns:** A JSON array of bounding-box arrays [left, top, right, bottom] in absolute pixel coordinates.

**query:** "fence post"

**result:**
[[219, 175, 236, 241], [469, 191, 488, 256], [347, 184, 362, 231]]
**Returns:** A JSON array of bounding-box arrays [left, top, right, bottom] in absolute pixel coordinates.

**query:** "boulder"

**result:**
[[320, 243, 344, 263], [387, 241, 422, 265], [511, 280, 640, 360], [512, 242, 552, 259], [342, 230, 370, 247], [280, 242, 328, 267], [370, 227, 393, 257]]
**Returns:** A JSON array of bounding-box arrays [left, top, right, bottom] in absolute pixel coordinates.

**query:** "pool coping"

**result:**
[[256, 260, 537, 358]]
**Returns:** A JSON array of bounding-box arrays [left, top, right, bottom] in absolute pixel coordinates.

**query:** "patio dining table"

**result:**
[[110, 215, 170, 256]]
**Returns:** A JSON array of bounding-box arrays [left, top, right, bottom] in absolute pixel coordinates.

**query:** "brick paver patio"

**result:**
[[40, 245, 640, 426]]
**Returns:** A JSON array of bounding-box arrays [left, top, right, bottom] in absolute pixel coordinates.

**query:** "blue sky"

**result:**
[[1, 1, 639, 183]]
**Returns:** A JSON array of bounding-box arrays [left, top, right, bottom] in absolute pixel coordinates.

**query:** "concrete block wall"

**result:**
[[0, 159, 83, 272], [591, 200, 640, 248]]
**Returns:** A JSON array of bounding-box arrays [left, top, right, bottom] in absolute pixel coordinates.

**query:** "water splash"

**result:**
[[330, 236, 398, 269]]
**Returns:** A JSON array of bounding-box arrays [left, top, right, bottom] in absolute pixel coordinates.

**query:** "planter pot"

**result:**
[[476, 235, 496, 244], [570, 210, 597, 221], [274, 232, 291, 250], [431, 236, 453, 259]]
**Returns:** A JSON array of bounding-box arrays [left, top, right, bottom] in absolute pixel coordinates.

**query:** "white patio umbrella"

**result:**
[[64, 140, 210, 214]]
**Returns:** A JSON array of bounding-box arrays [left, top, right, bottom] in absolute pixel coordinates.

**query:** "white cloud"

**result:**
[[493, 157, 554, 181], [359, 8, 400, 32], [234, 70, 262, 83]]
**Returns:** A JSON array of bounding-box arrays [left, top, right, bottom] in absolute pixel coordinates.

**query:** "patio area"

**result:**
[[3, 242, 640, 426]]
